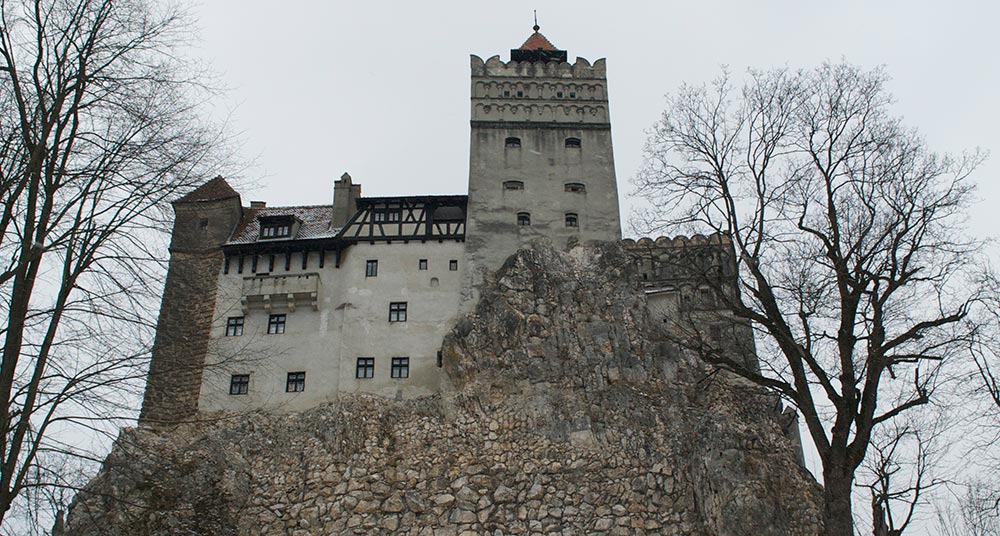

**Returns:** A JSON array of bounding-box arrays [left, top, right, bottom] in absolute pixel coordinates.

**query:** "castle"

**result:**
[[138, 27, 745, 426]]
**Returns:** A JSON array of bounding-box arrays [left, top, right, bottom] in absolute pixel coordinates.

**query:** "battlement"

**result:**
[[622, 232, 732, 249], [470, 55, 607, 80], [623, 233, 737, 286]]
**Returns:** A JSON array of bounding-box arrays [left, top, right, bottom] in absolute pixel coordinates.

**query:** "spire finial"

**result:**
[[533, 10, 540, 32]]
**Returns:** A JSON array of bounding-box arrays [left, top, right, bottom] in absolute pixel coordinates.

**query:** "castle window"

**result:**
[[225, 316, 244, 337], [389, 302, 407, 322], [503, 180, 524, 191], [437, 350, 443, 368], [557, 91, 563, 98], [565, 213, 579, 228], [373, 208, 402, 223], [286, 371, 305, 392], [419, 259, 428, 270], [267, 314, 286, 334], [565, 182, 586, 193], [391, 357, 410, 379], [449, 260, 458, 271], [356, 358, 375, 379], [569, 91, 576, 98], [517, 212, 531, 226], [565, 137, 582, 148], [199, 219, 209, 231], [709, 324, 723, 343], [258, 215, 296, 239], [516, 90, 523, 98], [503, 90, 510, 97], [366, 259, 378, 277], [229, 374, 249, 395], [505, 137, 521, 148]]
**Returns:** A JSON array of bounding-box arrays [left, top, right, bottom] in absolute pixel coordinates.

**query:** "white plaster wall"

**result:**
[[198, 241, 465, 413]]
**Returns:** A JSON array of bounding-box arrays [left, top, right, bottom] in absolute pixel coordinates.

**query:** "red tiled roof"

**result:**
[[175, 176, 240, 203], [519, 32, 557, 51]]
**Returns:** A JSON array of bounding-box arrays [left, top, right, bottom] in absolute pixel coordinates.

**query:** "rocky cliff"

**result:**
[[65, 241, 822, 535]]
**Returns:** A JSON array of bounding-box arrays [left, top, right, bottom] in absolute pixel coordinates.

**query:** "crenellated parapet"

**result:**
[[623, 232, 738, 289], [470, 55, 607, 79]]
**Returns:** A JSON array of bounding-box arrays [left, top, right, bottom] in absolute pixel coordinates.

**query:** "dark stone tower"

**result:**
[[138, 177, 242, 426]]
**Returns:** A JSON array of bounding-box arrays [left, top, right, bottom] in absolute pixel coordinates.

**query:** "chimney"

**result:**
[[332, 172, 361, 228], [250, 201, 266, 209]]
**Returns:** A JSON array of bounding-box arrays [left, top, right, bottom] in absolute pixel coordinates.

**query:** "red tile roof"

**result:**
[[176, 176, 239, 203], [519, 32, 557, 51]]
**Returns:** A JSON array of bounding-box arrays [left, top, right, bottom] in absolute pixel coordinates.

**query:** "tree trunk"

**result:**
[[823, 469, 855, 536]]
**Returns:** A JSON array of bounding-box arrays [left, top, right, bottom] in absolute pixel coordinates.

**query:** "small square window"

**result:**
[[565, 213, 579, 228], [366, 259, 378, 277], [356, 357, 375, 379], [286, 371, 305, 392], [391, 357, 410, 379], [517, 212, 531, 226], [419, 259, 428, 270], [229, 374, 249, 395], [389, 302, 407, 322], [565, 137, 582, 148], [225, 316, 244, 337], [267, 314, 286, 334], [449, 260, 458, 271]]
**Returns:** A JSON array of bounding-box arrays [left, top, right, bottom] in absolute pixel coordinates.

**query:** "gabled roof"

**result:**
[[519, 31, 557, 51], [175, 176, 239, 203]]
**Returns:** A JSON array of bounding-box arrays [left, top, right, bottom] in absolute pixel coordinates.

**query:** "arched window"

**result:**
[[503, 180, 524, 191], [565, 137, 581, 148], [564, 182, 586, 193], [505, 137, 521, 148], [565, 213, 578, 228], [517, 212, 531, 226]]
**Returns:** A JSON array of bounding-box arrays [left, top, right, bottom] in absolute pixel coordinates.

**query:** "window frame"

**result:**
[[449, 260, 458, 271], [286, 371, 305, 392], [229, 374, 250, 395], [564, 182, 586, 193], [391, 357, 410, 379], [366, 259, 378, 277], [419, 259, 428, 270], [356, 357, 375, 379], [565, 213, 579, 228], [389, 302, 408, 322], [267, 314, 286, 335], [503, 180, 525, 191], [504, 137, 521, 148], [517, 212, 531, 226], [565, 137, 582, 148], [225, 316, 245, 337]]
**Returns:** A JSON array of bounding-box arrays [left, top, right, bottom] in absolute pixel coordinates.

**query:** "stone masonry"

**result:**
[[68, 241, 822, 535]]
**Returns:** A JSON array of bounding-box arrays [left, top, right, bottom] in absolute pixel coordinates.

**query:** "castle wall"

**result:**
[[197, 241, 465, 413]]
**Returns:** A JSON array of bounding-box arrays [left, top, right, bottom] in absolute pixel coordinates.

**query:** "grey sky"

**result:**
[[192, 0, 999, 242]]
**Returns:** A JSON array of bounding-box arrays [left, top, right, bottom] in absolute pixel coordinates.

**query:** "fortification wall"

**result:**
[[68, 241, 821, 536]]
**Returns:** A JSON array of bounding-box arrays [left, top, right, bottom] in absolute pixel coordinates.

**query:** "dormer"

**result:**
[[258, 214, 299, 240]]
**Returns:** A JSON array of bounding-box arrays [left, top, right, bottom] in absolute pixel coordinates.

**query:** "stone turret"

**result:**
[[463, 27, 621, 306], [138, 176, 242, 427]]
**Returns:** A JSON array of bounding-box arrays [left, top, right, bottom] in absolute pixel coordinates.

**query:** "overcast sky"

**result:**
[[191, 0, 999, 242]]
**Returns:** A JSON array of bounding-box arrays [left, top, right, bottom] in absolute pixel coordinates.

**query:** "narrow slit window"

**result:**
[[565, 137, 582, 148], [503, 180, 524, 191], [565, 213, 579, 228], [517, 212, 531, 226], [505, 137, 521, 148], [366, 259, 378, 277]]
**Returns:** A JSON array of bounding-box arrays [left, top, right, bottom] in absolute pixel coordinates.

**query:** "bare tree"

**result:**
[[634, 62, 985, 536], [0, 0, 229, 530]]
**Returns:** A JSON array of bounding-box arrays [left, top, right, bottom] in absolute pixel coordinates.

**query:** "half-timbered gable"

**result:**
[[341, 196, 467, 242]]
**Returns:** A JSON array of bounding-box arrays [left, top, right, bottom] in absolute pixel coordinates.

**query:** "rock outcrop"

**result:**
[[66, 241, 822, 535]]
